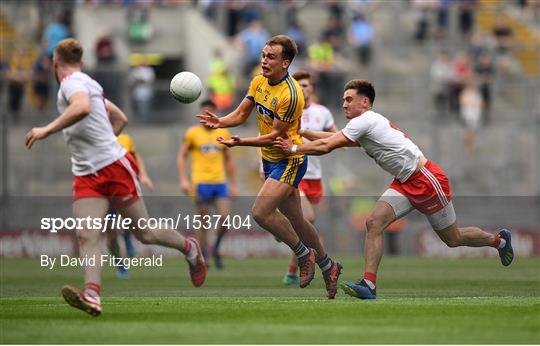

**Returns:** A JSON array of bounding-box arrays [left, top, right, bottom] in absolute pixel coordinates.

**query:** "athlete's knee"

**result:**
[[366, 216, 385, 234], [76, 229, 100, 245], [132, 230, 156, 245], [251, 205, 268, 225]]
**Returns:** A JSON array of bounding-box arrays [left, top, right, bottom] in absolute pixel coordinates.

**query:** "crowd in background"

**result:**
[[1, 0, 538, 132]]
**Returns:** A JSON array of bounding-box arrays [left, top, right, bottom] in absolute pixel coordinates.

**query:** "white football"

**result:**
[[170, 71, 202, 104]]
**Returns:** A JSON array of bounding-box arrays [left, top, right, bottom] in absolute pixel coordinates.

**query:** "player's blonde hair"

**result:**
[[266, 35, 297, 63], [54, 38, 83, 65]]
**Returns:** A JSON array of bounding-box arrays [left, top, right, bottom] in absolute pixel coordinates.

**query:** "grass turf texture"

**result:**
[[1, 257, 539, 344]]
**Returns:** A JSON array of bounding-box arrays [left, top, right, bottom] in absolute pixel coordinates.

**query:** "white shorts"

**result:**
[[379, 188, 456, 231]]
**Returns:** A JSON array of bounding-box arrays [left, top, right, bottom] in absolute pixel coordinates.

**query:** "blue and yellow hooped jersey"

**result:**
[[183, 126, 231, 184], [246, 73, 304, 162]]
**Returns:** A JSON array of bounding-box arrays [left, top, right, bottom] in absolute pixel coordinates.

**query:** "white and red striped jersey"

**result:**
[[341, 110, 423, 182], [57, 71, 125, 176], [301, 103, 335, 179]]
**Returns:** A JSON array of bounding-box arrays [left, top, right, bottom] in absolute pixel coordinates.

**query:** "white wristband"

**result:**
[[298, 128, 305, 135], [291, 144, 298, 154]]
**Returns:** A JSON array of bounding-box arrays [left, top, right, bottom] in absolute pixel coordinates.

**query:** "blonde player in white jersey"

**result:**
[[282, 71, 337, 286], [275, 79, 513, 299], [25, 38, 206, 316]]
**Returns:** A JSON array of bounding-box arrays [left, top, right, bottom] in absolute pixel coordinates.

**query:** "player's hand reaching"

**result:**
[[197, 110, 221, 129], [274, 137, 294, 155], [180, 179, 192, 195], [217, 135, 241, 147], [25, 127, 50, 149], [140, 174, 154, 191], [229, 183, 239, 197]]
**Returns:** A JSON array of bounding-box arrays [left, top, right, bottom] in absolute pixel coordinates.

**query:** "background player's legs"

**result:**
[[73, 197, 110, 287], [195, 202, 211, 259], [105, 211, 129, 278], [213, 197, 231, 269]]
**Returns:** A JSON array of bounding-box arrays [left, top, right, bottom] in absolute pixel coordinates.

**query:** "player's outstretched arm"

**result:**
[[301, 128, 336, 141], [223, 148, 238, 196], [197, 98, 254, 129], [25, 91, 91, 149], [134, 152, 154, 191], [177, 140, 192, 195], [274, 131, 351, 156], [106, 99, 128, 135], [218, 118, 290, 148]]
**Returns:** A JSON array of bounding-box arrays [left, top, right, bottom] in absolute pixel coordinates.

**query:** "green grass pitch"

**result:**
[[1, 256, 539, 344]]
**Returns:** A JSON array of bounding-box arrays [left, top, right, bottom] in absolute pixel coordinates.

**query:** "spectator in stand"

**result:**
[[95, 32, 116, 65], [322, 17, 345, 53], [412, 0, 432, 43], [32, 52, 52, 111], [309, 34, 338, 109], [460, 80, 483, 156], [234, 19, 270, 77], [493, 16, 514, 54], [430, 51, 453, 118], [7, 47, 31, 124], [474, 51, 495, 126], [435, 0, 451, 39], [449, 52, 473, 115], [468, 33, 489, 66], [129, 59, 155, 123], [208, 50, 236, 112], [492, 16, 514, 71], [43, 10, 71, 58], [285, 19, 307, 57], [348, 12, 375, 69], [458, 0, 477, 39]]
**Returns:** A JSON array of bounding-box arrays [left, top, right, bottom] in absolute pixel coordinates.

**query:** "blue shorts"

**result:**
[[196, 183, 229, 204], [262, 155, 307, 188]]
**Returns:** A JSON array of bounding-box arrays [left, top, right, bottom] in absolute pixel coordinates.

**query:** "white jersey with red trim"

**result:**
[[341, 110, 423, 182], [301, 103, 335, 179], [57, 71, 125, 176]]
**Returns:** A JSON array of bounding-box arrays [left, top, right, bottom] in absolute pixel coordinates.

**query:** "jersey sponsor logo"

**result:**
[[200, 144, 221, 153], [255, 102, 275, 119], [256, 86, 263, 94]]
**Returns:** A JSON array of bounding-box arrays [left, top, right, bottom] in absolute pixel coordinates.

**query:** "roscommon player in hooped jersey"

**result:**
[[25, 38, 206, 316], [198, 35, 342, 299], [275, 79, 514, 300], [282, 70, 337, 286]]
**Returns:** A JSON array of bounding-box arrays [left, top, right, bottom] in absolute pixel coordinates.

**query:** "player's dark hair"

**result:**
[[344, 79, 375, 105], [292, 70, 313, 84], [266, 35, 297, 63], [54, 38, 83, 65], [200, 99, 216, 109]]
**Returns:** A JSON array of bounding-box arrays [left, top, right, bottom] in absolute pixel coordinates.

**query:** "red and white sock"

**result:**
[[493, 235, 506, 249], [182, 239, 198, 265], [287, 264, 298, 276], [84, 282, 101, 306], [363, 272, 377, 290]]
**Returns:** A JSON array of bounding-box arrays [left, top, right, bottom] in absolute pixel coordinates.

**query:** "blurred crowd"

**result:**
[[2, 0, 538, 131]]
